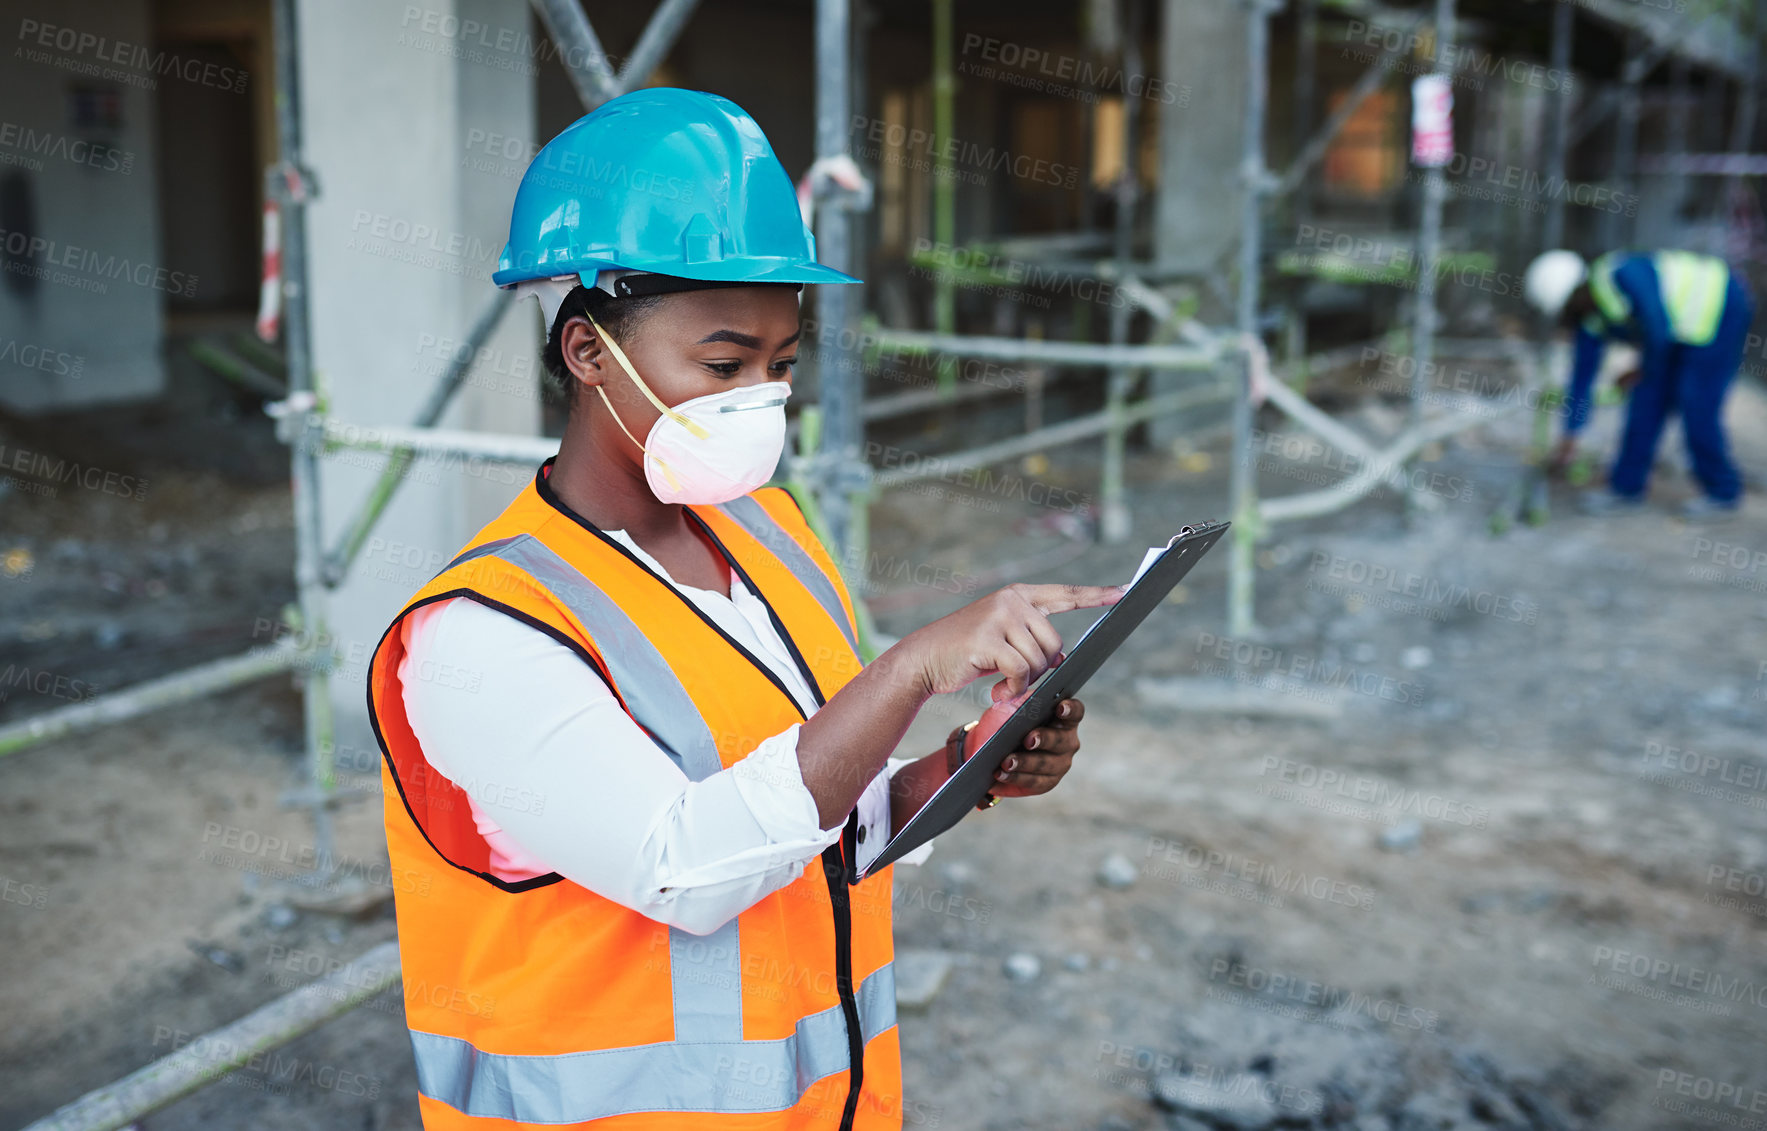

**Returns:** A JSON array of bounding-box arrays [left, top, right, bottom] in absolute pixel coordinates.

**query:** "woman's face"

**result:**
[[567, 286, 802, 440]]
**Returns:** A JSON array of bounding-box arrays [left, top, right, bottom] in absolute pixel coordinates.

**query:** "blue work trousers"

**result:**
[[1609, 277, 1754, 503]]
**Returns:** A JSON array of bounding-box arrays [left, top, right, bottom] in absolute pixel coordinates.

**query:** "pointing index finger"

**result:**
[[1020, 583, 1127, 615]]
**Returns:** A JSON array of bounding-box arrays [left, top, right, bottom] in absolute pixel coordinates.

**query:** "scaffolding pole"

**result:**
[[1608, 29, 1644, 247], [867, 329, 1217, 367], [1287, 0, 1319, 371], [1101, 0, 1145, 544], [319, 420, 561, 462], [529, 0, 618, 107], [1726, 0, 1762, 213], [0, 644, 308, 758], [813, 0, 865, 559], [270, 0, 336, 865], [1259, 403, 1515, 523], [1293, 0, 1317, 228], [616, 0, 700, 91], [932, 0, 958, 396], [1228, 0, 1275, 637], [1541, 2, 1574, 254], [1408, 0, 1454, 442], [1669, 54, 1691, 211], [874, 382, 1233, 489]]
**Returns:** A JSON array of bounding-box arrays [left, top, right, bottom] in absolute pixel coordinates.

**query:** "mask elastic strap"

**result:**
[[583, 315, 696, 493], [591, 385, 683, 492], [585, 313, 712, 440]]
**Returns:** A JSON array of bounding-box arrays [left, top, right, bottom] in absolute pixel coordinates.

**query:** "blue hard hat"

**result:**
[[492, 88, 860, 290]]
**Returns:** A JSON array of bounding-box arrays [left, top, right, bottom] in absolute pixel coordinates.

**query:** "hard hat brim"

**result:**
[[494, 258, 862, 290]]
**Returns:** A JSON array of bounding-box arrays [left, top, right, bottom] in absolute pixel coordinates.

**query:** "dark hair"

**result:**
[[541, 286, 665, 408]]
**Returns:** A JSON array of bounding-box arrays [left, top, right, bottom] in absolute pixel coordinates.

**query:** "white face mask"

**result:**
[[587, 314, 790, 506]]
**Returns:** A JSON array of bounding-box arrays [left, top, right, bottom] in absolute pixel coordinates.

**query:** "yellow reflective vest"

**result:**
[[1586, 250, 1730, 347]]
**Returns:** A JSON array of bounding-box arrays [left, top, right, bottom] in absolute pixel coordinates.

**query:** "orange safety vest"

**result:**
[[368, 457, 905, 1129]]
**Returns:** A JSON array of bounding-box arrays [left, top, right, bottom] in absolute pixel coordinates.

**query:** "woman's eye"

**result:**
[[771, 357, 798, 374], [706, 361, 743, 377]]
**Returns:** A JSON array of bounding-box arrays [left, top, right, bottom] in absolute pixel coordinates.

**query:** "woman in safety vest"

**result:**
[[1523, 248, 1753, 520], [368, 89, 1120, 1130]]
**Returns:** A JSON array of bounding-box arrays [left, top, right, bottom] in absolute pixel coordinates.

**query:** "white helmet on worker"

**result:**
[[1524, 250, 1588, 319]]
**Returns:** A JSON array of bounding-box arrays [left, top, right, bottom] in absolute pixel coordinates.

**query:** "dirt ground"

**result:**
[[3, 354, 1766, 1131]]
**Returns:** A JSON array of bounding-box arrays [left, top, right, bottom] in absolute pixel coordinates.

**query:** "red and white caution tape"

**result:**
[[255, 198, 281, 343]]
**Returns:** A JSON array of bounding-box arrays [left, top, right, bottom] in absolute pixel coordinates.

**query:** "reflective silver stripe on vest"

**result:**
[[715, 495, 859, 657], [411, 961, 897, 1121], [436, 536, 525, 580], [479, 534, 724, 782], [671, 918, 744, 1042]]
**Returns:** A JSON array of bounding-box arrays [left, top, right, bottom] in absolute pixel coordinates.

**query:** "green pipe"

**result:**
[[188, 339, 287, 399], [231, 330, 290, 378]]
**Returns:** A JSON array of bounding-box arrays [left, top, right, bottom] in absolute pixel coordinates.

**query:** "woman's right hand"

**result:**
[[891, 583, 1125, 699], [798, 582, 1121, 831]]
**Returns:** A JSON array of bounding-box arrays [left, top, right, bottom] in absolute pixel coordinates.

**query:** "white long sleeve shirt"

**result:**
[[397, 527, 931, 937]]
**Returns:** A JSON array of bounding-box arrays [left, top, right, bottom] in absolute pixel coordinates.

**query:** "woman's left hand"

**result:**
[[949, 694, 1087, 799]]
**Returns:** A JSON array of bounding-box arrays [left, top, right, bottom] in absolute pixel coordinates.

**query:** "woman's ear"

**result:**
[[559, 315, 607, 392]]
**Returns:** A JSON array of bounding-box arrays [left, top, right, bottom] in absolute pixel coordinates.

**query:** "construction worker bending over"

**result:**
[[1524, 248, 1754, 520], [367, 89, 1119, 1130]]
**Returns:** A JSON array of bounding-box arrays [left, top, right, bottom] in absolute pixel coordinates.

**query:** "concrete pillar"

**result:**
[[1153, 0, 1246, 275], [0, 0, 167, 414], [1150, 0, 1246, 447], [295, 0, 537, 762]]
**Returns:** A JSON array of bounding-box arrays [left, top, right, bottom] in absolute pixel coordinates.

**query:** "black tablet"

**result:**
[[853, 520, 1230, 881]]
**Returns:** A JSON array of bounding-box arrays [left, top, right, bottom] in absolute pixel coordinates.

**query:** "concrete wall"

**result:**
[[0, 0, 168, 414], [296, 0, 537, 762]]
